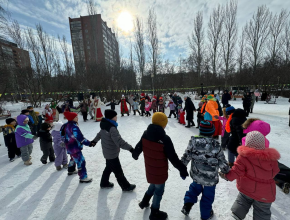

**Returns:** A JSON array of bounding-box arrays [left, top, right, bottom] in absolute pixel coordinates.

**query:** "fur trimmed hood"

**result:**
[[237, 146, 280, 161], [242, 119, 270, 137]]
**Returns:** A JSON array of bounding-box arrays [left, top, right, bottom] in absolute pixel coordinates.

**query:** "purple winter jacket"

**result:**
[[15, 115, 34, 148], [167, 102, 176, 111]]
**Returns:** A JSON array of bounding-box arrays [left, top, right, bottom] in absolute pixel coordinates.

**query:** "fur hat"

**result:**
[[105, 109, 117, 120], [6, 118, 16, 124], [199, 121, 215, 136], [64, 112, 78, 121], [245, 131, 265, 150], [152, 112, 168, 128]]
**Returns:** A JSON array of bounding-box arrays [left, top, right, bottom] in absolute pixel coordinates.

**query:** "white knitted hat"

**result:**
[[245, 131, 265, 150]]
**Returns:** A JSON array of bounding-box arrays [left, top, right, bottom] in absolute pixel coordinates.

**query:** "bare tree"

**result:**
[[86, 0, 97, 15], [283, 21, 290, 64], [221, 0, 237, 85], [6, 19, 25, 49], [0, 0, 9, 38], [147, 8, 159, 78], [134, 17, 146, 85], [208, 4, 224, 77], [268, 9, 289, 64], [245, 5, 271, 75], [188, 11, 204, 78], [237, 27, 246, 73]]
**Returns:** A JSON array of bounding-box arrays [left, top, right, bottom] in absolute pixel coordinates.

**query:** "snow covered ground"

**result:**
[[0, 98, 289, 220]]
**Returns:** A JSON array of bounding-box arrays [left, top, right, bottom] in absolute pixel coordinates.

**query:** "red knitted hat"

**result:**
[[141, 93, 145, 97], [64, 112, 78, 121]]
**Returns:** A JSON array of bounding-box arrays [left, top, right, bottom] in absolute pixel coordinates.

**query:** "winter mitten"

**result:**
[[129, 148, 134, 153], [180, 174, 187, 180], [219, 172, 228, 181]]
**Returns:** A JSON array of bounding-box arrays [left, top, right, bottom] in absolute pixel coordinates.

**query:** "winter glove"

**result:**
[[180, 169, 189, 179], [180, 174, 187, 180], [89, 141, 96, 147], [32, 135, 38, 140], [129, 148, 134, 153], [60, 142, 66, 148], [219, 172, 228, 181]]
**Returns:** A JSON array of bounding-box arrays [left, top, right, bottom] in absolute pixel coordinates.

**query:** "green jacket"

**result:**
[[30, 111, 39, 126]]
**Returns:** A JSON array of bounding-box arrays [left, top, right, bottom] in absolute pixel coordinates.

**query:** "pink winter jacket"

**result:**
[[242, 120, 270, 148], [145, 102, 152, 111], [218, 116, 228, 137], [226, 146, 280, 203]]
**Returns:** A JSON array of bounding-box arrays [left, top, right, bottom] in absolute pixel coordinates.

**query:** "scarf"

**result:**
[[225, 113, 233, 133], [105, 118, 118, 128], [4, 124, 15, 131]]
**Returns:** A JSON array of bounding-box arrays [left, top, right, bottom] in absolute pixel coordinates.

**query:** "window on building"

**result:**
[[87, 46, 90, 49]]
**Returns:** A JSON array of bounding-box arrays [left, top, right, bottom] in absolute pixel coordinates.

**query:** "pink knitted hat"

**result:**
[[245, 131, 265, 150]]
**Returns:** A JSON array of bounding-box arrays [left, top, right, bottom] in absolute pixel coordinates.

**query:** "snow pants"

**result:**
[[232, 192, 272, 220], [168, 110, 176, 118], [53, 145, 68, 167], [40, 145, 55, 163], [71, 151, 87, 180], [133, 110, 140, 115], [184, 181, 216, 220], [146, 183, 165, 209], [7, 144, 21, 159], [228, 150, 238, 163], [68, 156, 76, 173], [82, 112, 88, 121], [221, 131, 230, 150], [101, 157, 130, 189], [20, 144, 33, 162], [145, 111, 151, 117]]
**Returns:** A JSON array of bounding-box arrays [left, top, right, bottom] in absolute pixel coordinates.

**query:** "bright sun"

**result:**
[[117, 11, 133, 32]]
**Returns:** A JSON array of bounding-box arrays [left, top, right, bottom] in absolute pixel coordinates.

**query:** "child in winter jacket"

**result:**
[[151, 96, 158, 113], [60, 112, 93, 183], [242, 118, 270, 148], [133, 112, 189, 220], [132, 99, 141, 115], [219, 131, 280, 220], [178, 109, 186, 125], [15, 115, 38, 165], [2, 118, 21, 162], [21, 109, 34, 130], [106, 100, 119, 111], [51, 121, 68, 171], [27, 106, 39, 135], [219, 106, 234, 150], [92, 109, 136, 191], [167, 99, 176, 118], [196, 102, 204, 128], [140, 95, 146, 116], [158, 97, 165, 113], [145, 99, 152, 117], [180, 121, 230, 219], [35, 112, 43, 134], [38, 123, 55, 164]]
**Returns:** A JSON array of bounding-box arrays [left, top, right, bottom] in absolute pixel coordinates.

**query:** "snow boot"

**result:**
[[41, 160, 47, 164], [181, 203, 194, 216], [149, 208, 168, 220], [282, 182, 290, 194], [56, 166, 62, 171], [139, 193, 153, 209], [201, 210, 214, 220], [10, 158, 15, 162], [17, 155, 21, 158], [62, 164, 68, 169], [80, 177, 93, 183], [68, 170, 78, 175], [185, 125, 191, 128], [122, 184, 136, 192], [24, 160, 32, 166], [100, 182, 114, 189]]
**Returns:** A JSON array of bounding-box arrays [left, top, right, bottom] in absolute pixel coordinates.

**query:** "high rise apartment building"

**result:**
[[69, 14, 119, 72], [0, 38, 31, 69]]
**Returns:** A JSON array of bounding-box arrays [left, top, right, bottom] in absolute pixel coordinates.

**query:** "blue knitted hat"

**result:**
[[226, 106, 235, 115], [199, 121, 215, 136]]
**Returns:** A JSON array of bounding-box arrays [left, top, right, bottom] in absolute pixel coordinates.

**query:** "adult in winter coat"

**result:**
[[38, 123, 55, 164], [183, 96, 196, 128], [250, 92, 256, 113], [242, 92, 252, 116], [133, 112, 189, 220], [2, 118, 21, 161], [242, 118, 270, 148], [92, 110, 136, 191], [60, 112, 93, 183], [51, 121, 68, 171], [222, 90, 231, 107], [181, 121, 230, 219], [227, 109, 247, 166], [15, 115, 37, 165], [91, 96, 104, 122], [118, 95, 130, 116], [220, 131, 280, 220]]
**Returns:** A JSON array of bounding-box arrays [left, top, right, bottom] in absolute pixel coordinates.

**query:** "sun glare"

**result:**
[[117, 11, 133, 32]]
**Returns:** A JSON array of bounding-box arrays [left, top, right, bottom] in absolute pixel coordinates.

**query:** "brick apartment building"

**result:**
[[69, 14, 120, 72], [0, 38, 31, 69]]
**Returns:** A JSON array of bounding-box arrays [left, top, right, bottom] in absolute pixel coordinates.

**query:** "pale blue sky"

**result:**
[[4, 0, 290, 62]]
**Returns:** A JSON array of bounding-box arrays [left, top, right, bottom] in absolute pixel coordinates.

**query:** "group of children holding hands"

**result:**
[[0, 97, 282, 220]]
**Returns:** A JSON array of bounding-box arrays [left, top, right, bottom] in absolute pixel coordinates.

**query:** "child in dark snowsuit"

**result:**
[[35, 112, 43, 134], [51, 121, 68, 171], [106, 100, 119, 110], [38, 123, 55, 164], [2, 118, 21, 162], [92, 110, 136, 191], [133, 112, 189, 220], [140, 96, 146, 116], [180, 121, 230, 220]]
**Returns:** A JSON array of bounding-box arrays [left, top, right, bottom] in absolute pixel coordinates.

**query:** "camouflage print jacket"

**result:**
[[181, 136, 230, 186]]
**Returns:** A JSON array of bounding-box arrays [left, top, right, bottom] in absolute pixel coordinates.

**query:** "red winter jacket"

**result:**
[[133, 124, 188, 184], [226, 146, 280, 203]]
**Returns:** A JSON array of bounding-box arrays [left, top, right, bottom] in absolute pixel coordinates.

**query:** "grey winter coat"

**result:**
[[181, 136, 230, 186], [93, 118, 133, 159]]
